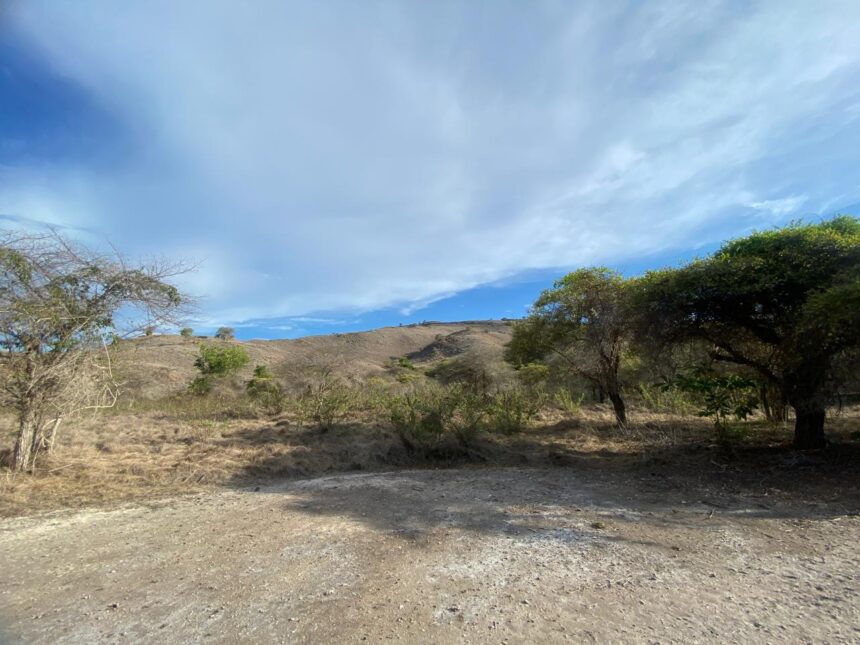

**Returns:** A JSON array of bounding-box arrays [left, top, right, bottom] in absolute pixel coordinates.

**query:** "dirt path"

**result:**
[[1, 467, 859, 643]]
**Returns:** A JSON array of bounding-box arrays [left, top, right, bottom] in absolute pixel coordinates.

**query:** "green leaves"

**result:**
[[193, 344, 250, 377], [670, 369, 759, 426]]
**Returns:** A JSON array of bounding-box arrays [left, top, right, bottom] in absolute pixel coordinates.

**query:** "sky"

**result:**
[[2, 1, 860, 339]]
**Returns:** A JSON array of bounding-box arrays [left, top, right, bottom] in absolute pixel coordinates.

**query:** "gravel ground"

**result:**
[[1, 466, 859, 643]]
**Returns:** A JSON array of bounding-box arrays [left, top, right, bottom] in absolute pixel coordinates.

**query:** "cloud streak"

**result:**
[[4, 1, 860, 324]]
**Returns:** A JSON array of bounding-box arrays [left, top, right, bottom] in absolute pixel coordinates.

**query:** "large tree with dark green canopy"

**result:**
[[636, 216, 860, 449]]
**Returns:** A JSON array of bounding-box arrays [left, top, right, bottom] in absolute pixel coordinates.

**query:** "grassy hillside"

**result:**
[[111, 321, 513, 400]]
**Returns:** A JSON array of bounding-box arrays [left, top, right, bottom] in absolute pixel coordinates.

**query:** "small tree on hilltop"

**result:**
[[180, 327, 194, 338], [215, 326, 235, 341], [0, 229, 188, 471]]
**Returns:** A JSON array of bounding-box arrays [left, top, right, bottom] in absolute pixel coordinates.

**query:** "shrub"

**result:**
[[298, 374, 356, 431], [387, 382, 545, 449], [553, 388, 584, 415], [180, 327, 194, 338], [398, 356, 415, 370], [189, 344, 250, 395], [637, 382, 697, 415], [188, 375, 214, 396], [516, 363, 550, 387], [448, 386, 489, 445], [670, 369, 759, 428], [194, 344, 249, 377], [144, 325, 156, 336], [426, 359, 492, 394], [487, 387, 543, 434], [246, 364, 285, 414], [387, 385, 455, 446], [215, 326, 235, 341]]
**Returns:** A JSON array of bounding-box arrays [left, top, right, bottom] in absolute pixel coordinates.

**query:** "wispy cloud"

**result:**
[[3, 1, 860, 324], [747, 196, 808, 218]]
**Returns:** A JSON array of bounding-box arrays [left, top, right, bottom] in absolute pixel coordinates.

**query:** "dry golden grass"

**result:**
[[3, 398, 858, 518]]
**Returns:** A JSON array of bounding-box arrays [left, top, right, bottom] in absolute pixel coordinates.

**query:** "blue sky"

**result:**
[[2, 2, 860, 339]]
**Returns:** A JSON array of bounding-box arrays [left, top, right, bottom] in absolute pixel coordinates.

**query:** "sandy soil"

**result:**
[[2, 466, 858, 644]]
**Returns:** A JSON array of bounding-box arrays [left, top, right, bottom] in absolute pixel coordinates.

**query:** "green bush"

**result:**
[[188, 375, 214, 396], [488, 387, 543, 434], [189, 344, 250, 395], [448, 386, 490, 445], [516, 363, 550, 387], [670, 369, 759, 428], [637, 382, 697, 415], [387, 383, 542, 449], [298, 375, 356, 430], [387, 385, 455, 445], [246, 364, 285, 414], [180, 327, 194, 338], [194, 344, 249, 377], [553, 388, 584, 415]]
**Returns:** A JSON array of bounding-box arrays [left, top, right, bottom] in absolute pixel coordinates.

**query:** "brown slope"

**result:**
[[112, 321, 513, 399]]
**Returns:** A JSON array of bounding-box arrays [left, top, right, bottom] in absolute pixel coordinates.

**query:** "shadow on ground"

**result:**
[[223, 419, 860, 542]]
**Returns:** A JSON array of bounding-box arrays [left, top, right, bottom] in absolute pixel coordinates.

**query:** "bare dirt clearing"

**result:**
[[2, 466, 858, 644]]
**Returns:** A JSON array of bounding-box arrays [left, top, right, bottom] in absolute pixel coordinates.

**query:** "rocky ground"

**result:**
[[2, 466, 858, 643]]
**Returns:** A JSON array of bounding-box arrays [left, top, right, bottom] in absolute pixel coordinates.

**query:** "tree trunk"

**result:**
[[793, 407, 826, 449], [608, 391, 627, 427], [44, 417, 62, 453], [12, 417, 36, 472], [760, 385, 787, 423]]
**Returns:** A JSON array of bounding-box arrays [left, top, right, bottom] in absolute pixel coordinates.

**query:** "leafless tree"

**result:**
[[0, 229, 190, 471]]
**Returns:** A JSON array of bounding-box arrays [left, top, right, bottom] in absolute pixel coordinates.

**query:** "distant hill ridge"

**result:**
[[113, 321, 513, 400]]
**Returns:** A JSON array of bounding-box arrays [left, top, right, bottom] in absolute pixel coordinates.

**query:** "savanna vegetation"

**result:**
[[1, 217, 858, 515]]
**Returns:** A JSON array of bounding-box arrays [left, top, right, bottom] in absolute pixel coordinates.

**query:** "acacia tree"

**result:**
[[215, 326, 235, 341], [506, 267, 633, 426], [636, 216, 860, 449], [0, 230, 188, 471]]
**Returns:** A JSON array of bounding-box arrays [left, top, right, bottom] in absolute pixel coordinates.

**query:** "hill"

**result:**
[[112, 321, 514, 399]]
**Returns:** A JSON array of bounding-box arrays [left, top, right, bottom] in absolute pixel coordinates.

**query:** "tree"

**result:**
[[143, 325, 156, 336], [179, 327, 194, 338], [215, 326, 235, 341], [188, 343, 249, 394], [636, 216, 860, 448], [506, 267, 634, 426], [0, 229, 187, 471]]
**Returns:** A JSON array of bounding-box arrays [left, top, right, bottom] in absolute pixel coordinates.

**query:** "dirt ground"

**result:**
[[2, 462, 859, 644]]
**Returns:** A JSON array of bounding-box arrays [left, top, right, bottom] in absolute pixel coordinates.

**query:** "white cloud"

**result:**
[[4, 1, 860, 323], [747, 196, 808, 218]]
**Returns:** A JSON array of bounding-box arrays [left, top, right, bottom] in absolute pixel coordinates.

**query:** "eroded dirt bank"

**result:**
[[1, 467, 858, 643]]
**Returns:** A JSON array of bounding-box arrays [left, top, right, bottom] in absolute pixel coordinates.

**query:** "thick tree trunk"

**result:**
[[793, 407, 826, 449], [608, 391, 627, 427], [12, 417, 36, 472]]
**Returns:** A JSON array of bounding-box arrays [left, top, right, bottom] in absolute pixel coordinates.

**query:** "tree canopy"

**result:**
[[506, 267, 634, 425], [0, 229, 188, 471], [635, 216, 860, 448]]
